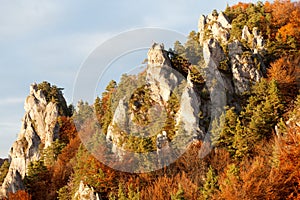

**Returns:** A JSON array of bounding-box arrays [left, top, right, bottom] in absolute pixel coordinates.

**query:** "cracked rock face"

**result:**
[[146, 43, 183, 103], [198, 11, 231, 45], [0, 83, 62, 197], [176, 72, 203, 140], [203, 39, 231, 120], [228, 40, 263, 94]]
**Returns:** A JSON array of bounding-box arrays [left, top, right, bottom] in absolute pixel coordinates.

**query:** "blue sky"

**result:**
[[0, 0, 260, 157]]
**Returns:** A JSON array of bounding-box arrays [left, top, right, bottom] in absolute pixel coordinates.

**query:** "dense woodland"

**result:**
[[1, 0, 300, 199]]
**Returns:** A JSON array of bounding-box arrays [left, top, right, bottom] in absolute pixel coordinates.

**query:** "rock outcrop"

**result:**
[[146, 43, 183, 103], [202, 38, 231, 121], [176, 71, 203, 140], [106, 43, 203, 162], [0, 83, 63, 197], [74, 181, 100, 200], [228, 40, 263, 94], [242, 25, 265, 53], [105, 11, 267, 168], [199, 11, 265, 95], [198, 11, 231, 45]]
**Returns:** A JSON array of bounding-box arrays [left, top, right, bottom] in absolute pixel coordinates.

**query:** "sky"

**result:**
[[0, 0, 262, 158]]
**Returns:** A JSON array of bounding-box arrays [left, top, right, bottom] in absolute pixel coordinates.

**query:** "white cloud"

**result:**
[[0, 97, 24, 106]]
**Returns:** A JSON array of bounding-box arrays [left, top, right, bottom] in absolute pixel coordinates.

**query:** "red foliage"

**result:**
[[140, 173, 199, 200], [58, 116, 78, 144], [6, 190, 32, 200]]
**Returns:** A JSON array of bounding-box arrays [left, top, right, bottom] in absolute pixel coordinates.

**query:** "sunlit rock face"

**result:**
[[0, 83, 62, 197], [228, 40, 263, 94], [198, 11, 231, 46], [199, 10, 265, 96], [74, 180, 100, 200]]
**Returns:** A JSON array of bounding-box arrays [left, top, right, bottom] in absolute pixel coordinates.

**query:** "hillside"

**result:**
[[1, 1, 300, 199]]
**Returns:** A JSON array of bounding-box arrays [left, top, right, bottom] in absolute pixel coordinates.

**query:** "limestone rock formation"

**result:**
[[198, 11, 231, 45], [241, 25, 265, 53], [199, 10, 265, 96], [203, 38, 231, 120], [228, 40, 263, 94], [0, 83, 63, 197], [106, 43, 203, 161], [176, 71, 203, 140], [146, 43, 183, 102], [74, 181, 100, 200], [106, 97, 129, 156]]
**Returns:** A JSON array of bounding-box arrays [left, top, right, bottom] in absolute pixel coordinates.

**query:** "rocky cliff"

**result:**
[[0, 83, 66, 197], [106, 43, 203, 158], [106, 10, 266, 164], [199, 10, 264, 95]]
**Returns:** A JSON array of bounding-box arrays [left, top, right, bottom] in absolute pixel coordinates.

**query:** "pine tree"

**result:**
[[118, 182, 127, 200], [201, 166, 219, 200]]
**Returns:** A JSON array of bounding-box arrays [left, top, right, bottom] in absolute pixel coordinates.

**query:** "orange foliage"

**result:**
[[268, 57, 296, 84], [270, 0, 295, 27], [231, 2, 250, 10], [268, 122, 300, 199], [58, 116, 77, 144], [215, 141, 272, 200], [278, 23, 299, 42], [267, 56, 299, 102], [7, 190, 32, 200], [267, 0, 300, 41], [264, 1, 272, 13], [47, 136, 81, 197], [140, 173, 199, 200]]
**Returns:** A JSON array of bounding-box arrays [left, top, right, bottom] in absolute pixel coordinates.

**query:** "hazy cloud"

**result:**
[[0, 97, 24, 106]]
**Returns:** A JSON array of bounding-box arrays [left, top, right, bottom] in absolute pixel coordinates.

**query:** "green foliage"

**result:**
[[112, 74, 140, 112], [25, 160, 48, 182], [118, 183, 127, 200], [211, 107, 238, 156], [97, 80, 118, 134], [201, 166, 219, 200], [213, 79, 284, 159], [128, 184, 140, 200], [173, 41, 185, 56], [163, 91, 181, 140], [171, 35, 205, 85], [184, 31, 203, 66], [43, 139, 66, 166], [0, 160, 9, 185], [171, 184, 185, 200], [129, 85, 155, 126], [225, 2, 269, 41], [218, 58, 230, 72], [37, 81, 72, 116], [24, 160, 49, 198], [111, 183, 140, 200], [73, 101, 94, 128], [18, 3, 300, 199], [243, 79, 284, 138], [57, 185, 70, 200], [129, 136, 154, 153]]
